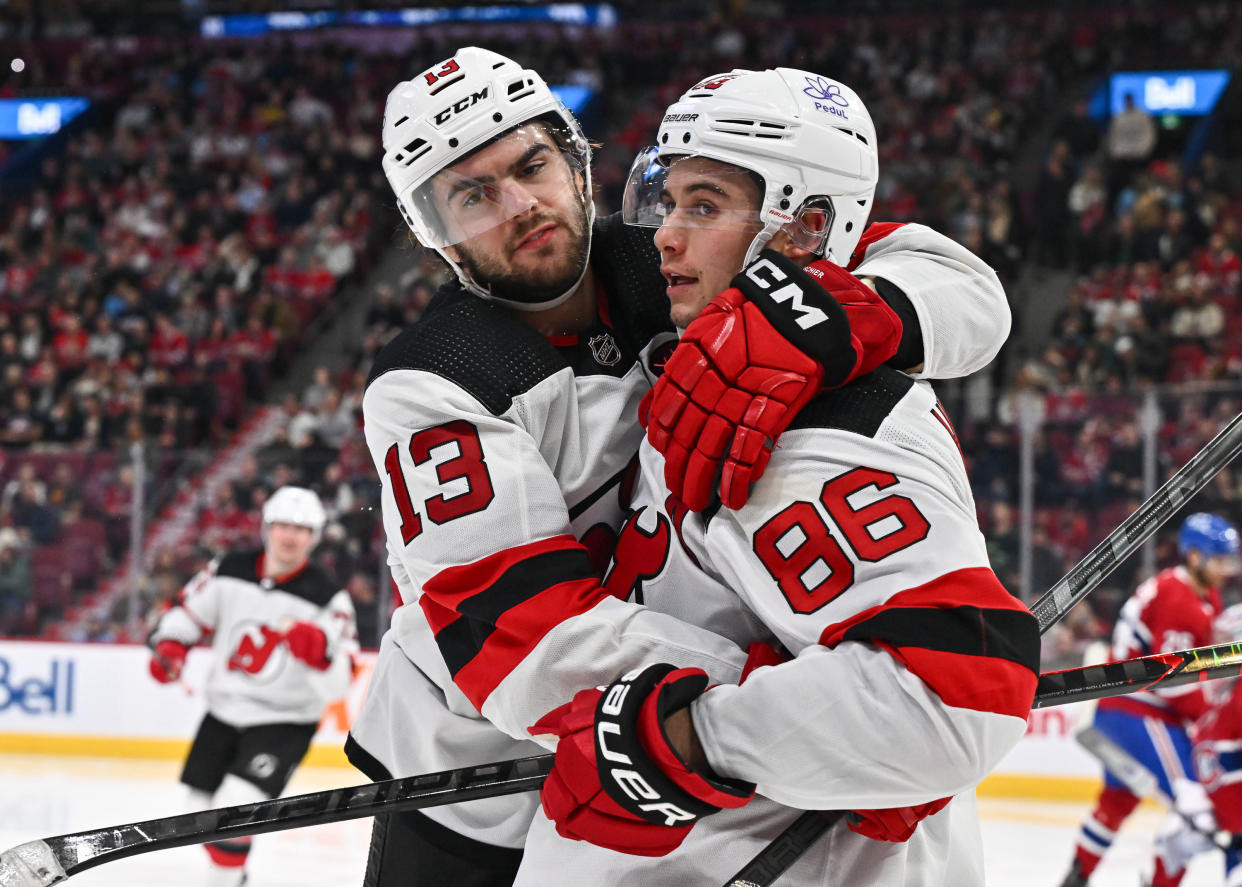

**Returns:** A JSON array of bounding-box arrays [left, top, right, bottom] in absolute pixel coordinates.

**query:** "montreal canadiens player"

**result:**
[[148, 485, 358, 887], [350, 46, 1014, 887], [1061, 512, 1237, 887], [1193, 603, 1242, 887]]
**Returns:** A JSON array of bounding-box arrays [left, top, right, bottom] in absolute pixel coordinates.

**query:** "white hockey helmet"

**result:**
[[381, 46, 595, 310], [622, 68, 878, 267], [262, 485, 326, 547]]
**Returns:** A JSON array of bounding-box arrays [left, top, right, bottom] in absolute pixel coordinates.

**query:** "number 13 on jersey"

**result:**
[[383, 420, 495, 545]]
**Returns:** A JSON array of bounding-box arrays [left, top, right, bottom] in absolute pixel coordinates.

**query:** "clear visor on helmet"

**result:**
[[621, 147, 834, 254], [408, 121, 588, 249]]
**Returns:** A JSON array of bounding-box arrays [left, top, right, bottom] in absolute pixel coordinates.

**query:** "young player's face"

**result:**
[[434, 124, 590, 305], [652, 157, 762, 329], [266, 522, 315, 571]]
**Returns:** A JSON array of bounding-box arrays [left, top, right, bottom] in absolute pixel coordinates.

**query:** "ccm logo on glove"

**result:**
[[743, 257, 832, 331]]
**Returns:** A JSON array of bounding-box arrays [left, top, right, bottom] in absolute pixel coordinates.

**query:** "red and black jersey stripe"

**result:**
[[420, 535, 608, 711], [847, 222, 908, 270], [819, 567, 1039, 720]]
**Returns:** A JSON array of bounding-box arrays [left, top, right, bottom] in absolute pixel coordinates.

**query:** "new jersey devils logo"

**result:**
[[228, 624, 285, 676], [603, 507, 671, 605]]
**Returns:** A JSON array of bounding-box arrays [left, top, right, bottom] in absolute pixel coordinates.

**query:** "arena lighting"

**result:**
[[1089, 70, 1231, 119], [201, 4, 617, 37], [0, 97, 90, 140]]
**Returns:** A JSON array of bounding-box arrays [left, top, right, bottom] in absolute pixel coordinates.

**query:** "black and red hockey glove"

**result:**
[[643, 249, 902, 512], [531, 663, 754, 857]]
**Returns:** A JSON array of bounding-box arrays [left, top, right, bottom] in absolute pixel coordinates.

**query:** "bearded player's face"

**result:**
[[436, 124, 590, 305]]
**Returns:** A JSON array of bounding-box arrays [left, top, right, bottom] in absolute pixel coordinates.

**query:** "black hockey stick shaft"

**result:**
[[0, 755, 553, 884], [5, 644, 1242, 886], [1030, 409, 1242, 633], [724, 408, 1242, 887], [1032, 639, 1242, 708], [722, 639, 1242, 887]]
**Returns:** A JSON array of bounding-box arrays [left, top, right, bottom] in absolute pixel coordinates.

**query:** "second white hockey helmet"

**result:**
[[262, 485, 327, 546], [622, 68, 879, 267]]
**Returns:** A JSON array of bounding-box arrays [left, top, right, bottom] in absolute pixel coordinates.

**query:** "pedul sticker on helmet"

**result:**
[[629, 67, 878, 268]]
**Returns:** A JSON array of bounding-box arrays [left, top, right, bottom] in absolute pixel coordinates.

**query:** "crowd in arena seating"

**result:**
[[1, 2, 1240, 650], [0, 39, 392, 636]]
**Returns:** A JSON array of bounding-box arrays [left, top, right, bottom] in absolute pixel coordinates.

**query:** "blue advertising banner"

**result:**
[[203, 4, 617, 37], [0, 97, 90, 140], [1108, 70, 1230, 117]]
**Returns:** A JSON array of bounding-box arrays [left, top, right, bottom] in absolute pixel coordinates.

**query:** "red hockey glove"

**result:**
[[148, 639, 188, 683], [848, 797, 953, 842], [284, 622, 331, 670], [531, 664, 754, 857], [644, 249, 902, 511]]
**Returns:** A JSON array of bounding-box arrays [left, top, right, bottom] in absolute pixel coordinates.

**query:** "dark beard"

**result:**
[[454, 206, 590, 305]]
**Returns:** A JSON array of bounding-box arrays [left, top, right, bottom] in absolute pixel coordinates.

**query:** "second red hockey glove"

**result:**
[[148, 639, 188, 683], [284, 622, 331, 670], [848, 797, 953, 842], [645, 249, 902, 511], [531, 663, 754, 857]]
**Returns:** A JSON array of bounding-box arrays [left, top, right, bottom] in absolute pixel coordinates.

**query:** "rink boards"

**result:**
[[0, 640, 1103, 799]]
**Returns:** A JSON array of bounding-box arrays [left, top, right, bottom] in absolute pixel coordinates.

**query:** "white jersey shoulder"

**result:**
[[855, 222, 1009, 379]]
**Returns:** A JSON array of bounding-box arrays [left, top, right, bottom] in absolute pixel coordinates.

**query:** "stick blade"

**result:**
[[0, 841, 68, 886]]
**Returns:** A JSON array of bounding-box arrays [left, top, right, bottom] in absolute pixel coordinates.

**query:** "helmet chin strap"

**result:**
[[446, 246, 589, 312], [742, 223, 781, 268]]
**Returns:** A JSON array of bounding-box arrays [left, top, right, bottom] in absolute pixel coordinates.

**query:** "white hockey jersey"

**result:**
[[351, 215, 1012, 847], [516, 368, 1040, 886], [151, 549, 358, 727]]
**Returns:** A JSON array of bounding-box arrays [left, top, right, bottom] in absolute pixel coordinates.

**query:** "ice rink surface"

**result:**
[[0, 753, 1225, 886]]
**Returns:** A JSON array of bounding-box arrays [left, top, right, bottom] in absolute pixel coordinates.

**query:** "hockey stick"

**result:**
[[722, 409, 1242, 887], [4, 643, 1241, 886], [1030, 409, 1242, 633], [0, 756, 553, 887], [1074, 725, 1231, 851], [1032, 640, 1242, 708]]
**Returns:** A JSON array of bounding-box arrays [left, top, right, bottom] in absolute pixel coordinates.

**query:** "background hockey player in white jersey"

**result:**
[[1059, 512, 1237, 887], [349, 46, 1015, 887], [148, 485, 358, 887], [520, 67, 1040, 886]]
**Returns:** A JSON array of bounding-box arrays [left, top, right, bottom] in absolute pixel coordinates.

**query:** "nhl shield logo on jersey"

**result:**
[[588, 332, 621, 367]]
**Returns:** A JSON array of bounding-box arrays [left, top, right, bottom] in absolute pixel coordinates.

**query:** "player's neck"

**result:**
[[261, 552, 307, 582], [519, 267, 597, 337]]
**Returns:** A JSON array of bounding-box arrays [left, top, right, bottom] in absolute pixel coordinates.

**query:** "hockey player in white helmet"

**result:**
[[351, 46, 1017, 887], [524, 67, 1039, 885], [147, 485, 358, 887]]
